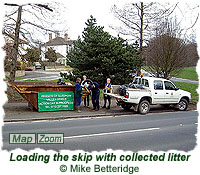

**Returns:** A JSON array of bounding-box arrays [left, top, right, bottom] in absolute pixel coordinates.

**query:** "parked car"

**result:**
[[106, 76, 192, 114], [25, 67, 33, 71], [34, 62, 41, 69]]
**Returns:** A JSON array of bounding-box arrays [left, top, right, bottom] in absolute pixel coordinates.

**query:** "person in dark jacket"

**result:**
[[103, 78, 112, 109], [89, 81, 100, 111], [75, 77, 82, 112]]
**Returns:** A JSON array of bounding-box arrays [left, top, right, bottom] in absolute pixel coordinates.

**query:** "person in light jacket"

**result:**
[[102, 78, 112, 109], [81, 75, 90, 108]]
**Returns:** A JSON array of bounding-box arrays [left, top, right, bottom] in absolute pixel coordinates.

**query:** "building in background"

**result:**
[[3, 32, 29, 61], [41, 33, 75, 66]]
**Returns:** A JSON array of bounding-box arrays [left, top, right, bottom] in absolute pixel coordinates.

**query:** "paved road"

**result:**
[[18, 71, 199, 83], [3, 111, 198, 151], [20, 70, 61, 81]]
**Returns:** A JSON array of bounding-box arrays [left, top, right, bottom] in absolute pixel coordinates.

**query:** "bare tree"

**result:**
[[184, 43, 199, 67], [112, 2, 199, 48], [111, 2, 178, 75], [111, 2, 177, 52], [3, 2, 68, 82], [111, 2, 199, 76], [144, 18, 187, 78], [3, 2, 68, 47]]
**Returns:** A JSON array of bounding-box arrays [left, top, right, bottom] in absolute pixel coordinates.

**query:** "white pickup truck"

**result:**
[[106, 77, 192, 114]]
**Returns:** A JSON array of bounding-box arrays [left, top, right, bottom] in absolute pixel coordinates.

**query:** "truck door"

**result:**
[[152, 80, 165, 104], [164, 81, 180, 103]]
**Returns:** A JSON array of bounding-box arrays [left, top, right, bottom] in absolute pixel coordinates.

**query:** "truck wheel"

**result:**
[[138, 100, 150, 114], [122, 104, 132, 110], [177, 98, 188, 111]]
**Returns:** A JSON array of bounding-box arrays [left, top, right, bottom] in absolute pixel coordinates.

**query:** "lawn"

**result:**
[[142, 66, 199, 81], [173, 67, 199, 81], [16, 79, 49, 82], [3, 77, 24, 81], [5, 78, 73, 83], [173, 81, 199, 103]]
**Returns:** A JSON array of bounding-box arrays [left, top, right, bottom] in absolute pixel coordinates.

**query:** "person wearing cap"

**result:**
[[81, 75, 90, 108], [102, 78, 112, 109], [75, 77, 83, 112]]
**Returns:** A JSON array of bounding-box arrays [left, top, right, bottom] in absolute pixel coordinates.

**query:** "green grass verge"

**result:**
[[11, 79, 74, 83], [142, 66, 199, 81], [4, 77, 24, 81], [173, 67, 198, 81], [173, 81, 199, 103], [16, 80, 49, 82]]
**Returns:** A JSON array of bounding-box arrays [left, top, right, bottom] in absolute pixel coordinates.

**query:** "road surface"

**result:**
[[17, 71, 199, 83], [3, 111, 198, 152], [20, 70, 60, 81]]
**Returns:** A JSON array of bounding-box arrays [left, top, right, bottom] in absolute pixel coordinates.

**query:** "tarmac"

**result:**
[[3, 99, 192, 123], [3, 100, 134, 122]]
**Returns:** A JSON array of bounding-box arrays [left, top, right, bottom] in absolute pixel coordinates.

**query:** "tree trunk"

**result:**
[[137, 2, 144, 76], [9, 6, 22, 82], [140, 2, 144, 52]]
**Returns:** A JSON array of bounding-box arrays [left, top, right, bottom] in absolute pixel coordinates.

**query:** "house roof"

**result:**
[[43, 36, 75, 46], [56, 52, 65, 58]]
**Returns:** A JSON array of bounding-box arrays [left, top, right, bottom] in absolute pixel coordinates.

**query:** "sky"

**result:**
[[1, 0, 200, 43], [0, 1, 200, 175], [52, 0, 200, 42], [64, 0, 126, 40]]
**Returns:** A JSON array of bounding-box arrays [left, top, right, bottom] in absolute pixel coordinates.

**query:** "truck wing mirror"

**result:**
[[175, 87, 179, 91]]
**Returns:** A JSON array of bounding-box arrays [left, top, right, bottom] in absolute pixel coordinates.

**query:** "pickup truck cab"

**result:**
[[106, 77, 192, 114]]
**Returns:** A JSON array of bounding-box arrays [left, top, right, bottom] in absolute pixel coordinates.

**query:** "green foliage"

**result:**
[[173, 81, 198, 102], [67, 16, 144, 86], [45, 47, 57, 62], [24, 47, 40, 63]]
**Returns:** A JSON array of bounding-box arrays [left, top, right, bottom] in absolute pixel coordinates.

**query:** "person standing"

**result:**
[[89, 81, 100, 111], [75, 77, 82, 113], [103, 78, 112, 109], [81, 75, 90, 108]]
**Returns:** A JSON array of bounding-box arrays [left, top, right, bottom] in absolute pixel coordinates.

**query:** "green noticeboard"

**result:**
[[38, 91, 74, 112]]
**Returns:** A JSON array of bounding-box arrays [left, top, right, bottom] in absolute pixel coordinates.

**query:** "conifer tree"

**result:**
[[67, 16, 144, 85]]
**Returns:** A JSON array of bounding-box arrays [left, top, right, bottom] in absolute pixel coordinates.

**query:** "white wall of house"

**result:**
[[57, 57, 66, 65], [41, 44, 73, 65], [41, 45, 67, 61]]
